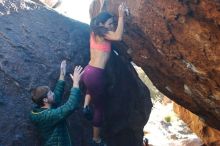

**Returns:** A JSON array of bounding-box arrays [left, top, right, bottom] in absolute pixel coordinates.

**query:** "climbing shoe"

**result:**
[[82, 105, 93, 121]]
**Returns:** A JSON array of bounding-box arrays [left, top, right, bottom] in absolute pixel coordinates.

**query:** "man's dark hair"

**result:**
[[31, 86, 50, 107], [90, 12, 113, 37]]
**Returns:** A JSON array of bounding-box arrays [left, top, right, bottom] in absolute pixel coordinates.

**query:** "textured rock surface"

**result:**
[[33, 0, 60, 8], [174, 102, 220, 145], [39, 0, 59, 7], [0, 1, 152, 145], [0, 0, 40, 15], [105, 0, 220, 130]]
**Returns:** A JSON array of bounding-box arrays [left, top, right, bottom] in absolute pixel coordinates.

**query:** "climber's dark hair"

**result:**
[[90, 12, 113, 37]]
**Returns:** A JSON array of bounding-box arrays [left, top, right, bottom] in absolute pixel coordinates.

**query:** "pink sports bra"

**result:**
[[90, 33, 111, 52]]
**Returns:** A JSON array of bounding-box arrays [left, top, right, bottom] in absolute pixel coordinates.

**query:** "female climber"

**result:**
[[81, 0, 128, 146]]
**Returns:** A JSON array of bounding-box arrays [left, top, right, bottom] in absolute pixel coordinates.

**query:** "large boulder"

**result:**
[[105, 0, 220, 130], [0, 0, 152, 146], [174, 103, 220, 145], [32, 0, 61, 8]]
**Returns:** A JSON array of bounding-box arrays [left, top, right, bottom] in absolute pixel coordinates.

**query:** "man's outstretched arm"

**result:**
[[54, 60, 66, 105], [43, 65, 84, 126]]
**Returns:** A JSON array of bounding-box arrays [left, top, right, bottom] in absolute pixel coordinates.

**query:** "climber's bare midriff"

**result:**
[[89, 48, 110, 69]]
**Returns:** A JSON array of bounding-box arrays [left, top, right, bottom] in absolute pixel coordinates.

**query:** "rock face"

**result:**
[[174, 103, 220, 145], [38, 0, 59, 7], [0, 0, 40, 15], [106, 0, 220, 130], [0, 1, 152, 146], [33, 0, 60, 8]]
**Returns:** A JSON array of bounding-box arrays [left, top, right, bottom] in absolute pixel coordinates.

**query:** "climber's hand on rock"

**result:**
[[99, 0, 105, 7], [118, 2, 128, 17]]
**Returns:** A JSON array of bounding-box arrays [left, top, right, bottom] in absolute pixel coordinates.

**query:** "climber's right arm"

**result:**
[[104, 3, 126, 41]]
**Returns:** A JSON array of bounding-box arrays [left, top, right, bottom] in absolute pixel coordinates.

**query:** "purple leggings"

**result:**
[[82, 65, 105, 127]]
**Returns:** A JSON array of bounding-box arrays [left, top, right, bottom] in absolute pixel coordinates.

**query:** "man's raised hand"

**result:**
[[70, 66, 84, 88], [59, 60, 66, 80]]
